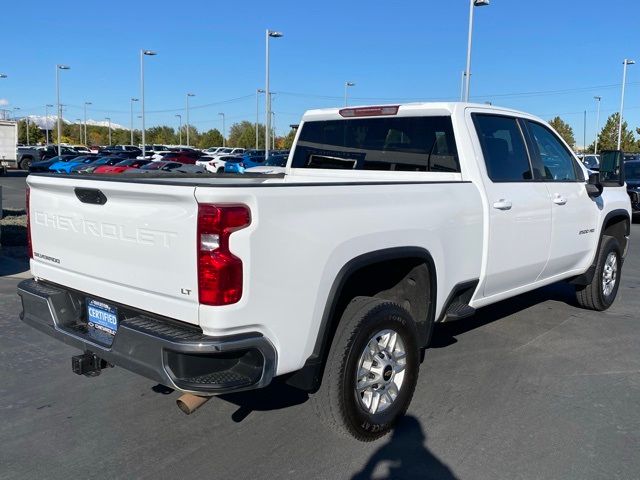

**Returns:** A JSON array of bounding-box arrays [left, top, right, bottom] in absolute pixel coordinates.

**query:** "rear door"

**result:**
[[472, 113, 552, 298], [523, 120, 598, 277], [28, 175, 200, 324]]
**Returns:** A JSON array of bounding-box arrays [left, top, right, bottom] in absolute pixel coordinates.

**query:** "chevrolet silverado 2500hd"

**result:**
[[18, 103, 631, 441]]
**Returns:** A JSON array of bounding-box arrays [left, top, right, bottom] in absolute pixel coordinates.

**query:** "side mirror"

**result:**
[[599, 150, 625, 187], [586, 173, 603, 198]]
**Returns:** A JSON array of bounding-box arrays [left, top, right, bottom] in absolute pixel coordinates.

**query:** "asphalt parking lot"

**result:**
[[1, 173, 639, 480]]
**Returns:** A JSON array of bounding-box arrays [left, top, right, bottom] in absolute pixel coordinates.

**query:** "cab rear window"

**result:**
[[291, 116, 460, 172]]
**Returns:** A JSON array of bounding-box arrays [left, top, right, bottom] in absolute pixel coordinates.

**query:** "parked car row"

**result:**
[[24, 143, 290, 175]]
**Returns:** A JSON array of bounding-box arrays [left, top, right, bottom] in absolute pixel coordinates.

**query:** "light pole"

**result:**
[[175, 114, 182, 145], [344, 81, 355, 106], [56, 64, 70, 156], [13, 107, 20, 143], [106, 117, 112, 145], [593, 96, 602, 154], [130, 97, 138, 145], [265, 29, 283, 160], [45, 104, 53, 145], [463, 0, 490, 102], [617, 59, 635, 150], [76, 119, 82, 144], [218, 112, 226, 147], [140, 49, 157, 158], [83, 101, 92, 146], [186, 92, 195, 146], [271, 111, 276, 150], [256, 88, 264, 149]]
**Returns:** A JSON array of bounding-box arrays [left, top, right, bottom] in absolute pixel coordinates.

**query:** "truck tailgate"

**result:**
[[27, 175, 200, 324]]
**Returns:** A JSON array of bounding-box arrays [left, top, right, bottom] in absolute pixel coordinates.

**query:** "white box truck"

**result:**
[[0, 120, 18, 175]]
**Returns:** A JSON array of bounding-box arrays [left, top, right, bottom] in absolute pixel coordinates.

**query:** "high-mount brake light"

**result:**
[[338, 106, 400, 118], [197, 204, 251, 306], [26, 186, 33, 259]]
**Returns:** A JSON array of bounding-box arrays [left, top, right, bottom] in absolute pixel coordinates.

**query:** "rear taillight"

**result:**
[[26, 186, 33, 259], [197, 204, 251, 305]]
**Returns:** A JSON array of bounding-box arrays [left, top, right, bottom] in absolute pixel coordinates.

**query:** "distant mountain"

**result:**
[[21, 115, 128, 130]]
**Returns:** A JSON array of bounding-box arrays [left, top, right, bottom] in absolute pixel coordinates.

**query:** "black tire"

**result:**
[[313, 296, 420, 441], [19, 157, 32, 171], [576, 235, 622, 311], [217, 167, 224, 173]]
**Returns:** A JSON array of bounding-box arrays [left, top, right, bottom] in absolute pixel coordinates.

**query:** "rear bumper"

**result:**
[[17, 278, 277, 395]]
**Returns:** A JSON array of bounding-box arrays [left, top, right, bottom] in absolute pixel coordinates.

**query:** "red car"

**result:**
[[94, 159, 152, 174], [160, 151, 200, 164]]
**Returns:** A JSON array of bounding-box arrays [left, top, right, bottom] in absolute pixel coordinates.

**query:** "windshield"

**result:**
[[624, 163, 640, 180], [583, 156, 599, 169]]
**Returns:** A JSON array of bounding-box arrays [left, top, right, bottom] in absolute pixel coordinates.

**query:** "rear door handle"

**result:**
[[492, 199, 512, 211], [553, 194, 567, 206]]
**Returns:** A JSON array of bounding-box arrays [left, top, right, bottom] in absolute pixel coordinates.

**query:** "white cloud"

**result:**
[[0, 99, 8, 106]]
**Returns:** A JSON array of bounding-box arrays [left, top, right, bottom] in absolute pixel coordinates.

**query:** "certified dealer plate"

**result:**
[[86, 298, 118, 344]]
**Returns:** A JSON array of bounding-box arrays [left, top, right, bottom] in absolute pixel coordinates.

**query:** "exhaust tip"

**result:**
[[176, 393, 212, 415]]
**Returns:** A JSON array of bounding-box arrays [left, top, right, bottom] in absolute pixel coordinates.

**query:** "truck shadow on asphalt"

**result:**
[[351, 415, 458, 480], [215, 283, 578, 421], [430, 282, 579, 348], [219, 382, 309, 422]]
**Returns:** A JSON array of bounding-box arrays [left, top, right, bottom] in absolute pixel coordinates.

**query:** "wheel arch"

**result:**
[[285, 247, 437, 392], [570, 208, 630, 286]]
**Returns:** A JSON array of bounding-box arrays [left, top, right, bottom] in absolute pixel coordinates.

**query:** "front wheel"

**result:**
[[576, 235, 622, 311], [313, 297, 420, 441]]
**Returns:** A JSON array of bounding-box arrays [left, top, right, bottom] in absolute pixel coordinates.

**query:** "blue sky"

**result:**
[[1, 0, 639, 145]]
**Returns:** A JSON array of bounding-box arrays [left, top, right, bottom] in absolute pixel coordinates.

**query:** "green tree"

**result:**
[[279, 128, 297, 150], [592, 113, 637, 152], [548, 117, 575, 147], [197, 129, 224, 149], [146, 126, 178, 145], [17, 119, 45, 145], [228, 121, 268, 149]]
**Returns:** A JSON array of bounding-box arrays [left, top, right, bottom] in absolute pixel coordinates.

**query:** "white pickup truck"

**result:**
[[18, 103, 631, 441]]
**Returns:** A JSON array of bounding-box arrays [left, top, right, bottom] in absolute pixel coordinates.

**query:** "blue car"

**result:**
[[223, 156, 247, 174], [49, 155, 97, 173]]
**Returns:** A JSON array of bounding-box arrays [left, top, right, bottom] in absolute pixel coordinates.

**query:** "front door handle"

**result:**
[[492, 199, 512, 210], [553, 194, 567, 206]]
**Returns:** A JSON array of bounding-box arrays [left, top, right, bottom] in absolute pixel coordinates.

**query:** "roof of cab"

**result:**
[[301, 102, 534, 122]]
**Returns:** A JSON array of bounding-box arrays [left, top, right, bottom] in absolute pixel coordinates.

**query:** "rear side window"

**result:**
[[473, 114, 532, 182], [291, 116, 460, 172]]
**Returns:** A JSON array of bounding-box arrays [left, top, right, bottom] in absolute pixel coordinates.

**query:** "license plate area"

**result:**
[[86, 298, 118, 346]]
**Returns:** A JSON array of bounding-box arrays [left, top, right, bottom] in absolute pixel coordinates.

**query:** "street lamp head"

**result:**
[[57, 65, 70, 70], [175, 114, 181, 118], [346, 81, 355, 87], [85, 101, 92, 105], [257, 88, 265, 93], [142, 50, 157, 56], [46, 104, 54, 107], [105, 117, 111, 121], [473, 0, 490, 6], [624, 59, 635, 65], [218, 112, 224, 116], [187, 93, 195, 97], [268, 30, 283, 38], [0, 74, 7, 78], [594, 96, 602, 101]]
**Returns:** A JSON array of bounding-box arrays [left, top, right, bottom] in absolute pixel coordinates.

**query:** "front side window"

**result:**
[[472, 114, 532, 182], [526, 121, 578, 182], [291, 116, 460, 172]]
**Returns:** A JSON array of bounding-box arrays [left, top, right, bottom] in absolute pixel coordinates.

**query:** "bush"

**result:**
[[1, 209, 27, 247]]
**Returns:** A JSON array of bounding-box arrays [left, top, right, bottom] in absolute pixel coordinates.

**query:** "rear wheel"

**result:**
[[217, 167, 224, 173], [576, 235, 622, 311], [313, 297, 420, 441]]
